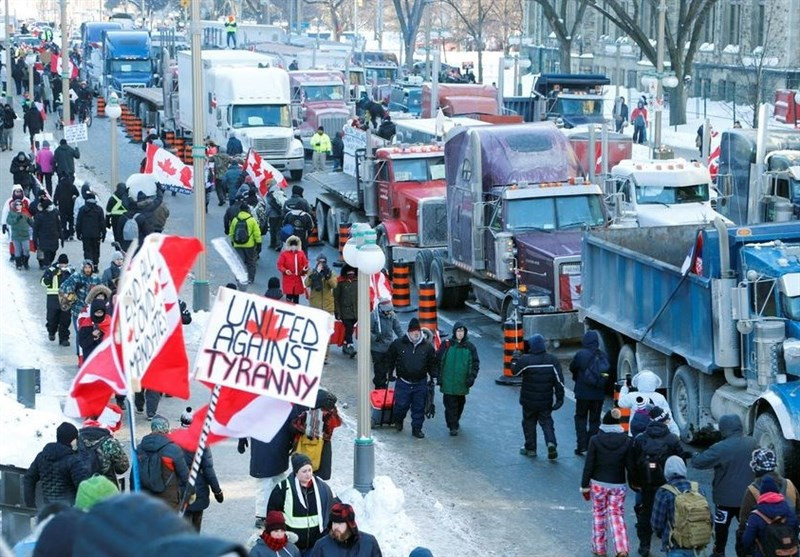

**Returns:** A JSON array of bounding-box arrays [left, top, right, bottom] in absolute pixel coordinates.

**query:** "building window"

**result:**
[[719, 80, 727, 100], [725, 2, 742, 45], [703, 5, 716, 43], [754, 1, 765, 47]]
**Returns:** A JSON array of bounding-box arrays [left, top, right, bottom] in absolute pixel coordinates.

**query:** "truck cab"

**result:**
[[389, 76, 424, 116], [608, 159, 731, 227], [532, 73, 609, 128], [80, 21, 122, 79], [288, 70, 350, 150], [352, 51, 399, 86], [97, 30, 154, 97]]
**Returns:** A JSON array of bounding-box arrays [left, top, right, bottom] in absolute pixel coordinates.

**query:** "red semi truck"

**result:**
[[289, 70, 351, 151]]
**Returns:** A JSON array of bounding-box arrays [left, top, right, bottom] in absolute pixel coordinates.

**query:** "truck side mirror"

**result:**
[[732, 285, 751, 325]]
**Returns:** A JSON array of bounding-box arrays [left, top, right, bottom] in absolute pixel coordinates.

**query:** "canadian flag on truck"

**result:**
[[243, 149, 288, 196]]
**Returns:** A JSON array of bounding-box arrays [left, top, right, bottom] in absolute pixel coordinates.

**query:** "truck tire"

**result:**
[[315, 201, 328, 243], [290, 169, 303, 181], [670, 365, 699, 443], [326, 210, 338, 247], [753, 413, 799, 483], [375, 225, 392, 274], [616, 344, 638, 385], [414, 249, 434, 287], [431, 257, 468, 309]]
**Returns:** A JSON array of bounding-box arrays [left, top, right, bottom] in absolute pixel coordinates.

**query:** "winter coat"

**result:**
[[581, 425, 635, 488], [741, 492, 799, 557], [309, 531, 383, 557], [249, 406, 303, 479], [437, 322, 479, 396], [619, 370, 680, 436], [310, 132, 332, 153], [292, 404, 342, 481], [130, 193, 169, 240], [2, 105, 16, 128], [6, 210, 32, 241], [224, 201, 245, 235], [386, 334, 438, 384], [76, 200, 106, 240], [692, 414, 758, 507], [10, 154, 33, 186], [136, 432, 190, 510], [630, 420, 685, 488], [23, 107, 43, 134], [101, 262, 122, 290], [23, 442, 89, 507], [266, 185, 285, 218], [277, 239, 309, 295], [738, 472, 800, 539], [59, 266, 102, 317], [77, 426, 130, 489], [229, 209, 262, 248], [184, 447, 221, 512], [331, 135, 344, 159], [334, 274, 358, 320], [304, 267, 337, 313], [226, 136, 244, 156], [569, 330, 609, 401], [249, 537, 302, 557], [213, 152, 232, 178], [53, 144, 80, 176], [516, 335, 564, 409], [224, 165, 246, 202], [32, 206, 61, 251], [35, 147, 55, 174], [53, 178, 79, 211], [267, 474, 337, 551], [370, 309, 403, 353], [631, 106, 648, 127], [283, 194, 312, 216]]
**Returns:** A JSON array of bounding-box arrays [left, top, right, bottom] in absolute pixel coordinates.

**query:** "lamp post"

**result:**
[[4, 0, 11, 105], [106, 92, 122, 189], [343, 223, 386, 494], [60, 0, 69, 125]]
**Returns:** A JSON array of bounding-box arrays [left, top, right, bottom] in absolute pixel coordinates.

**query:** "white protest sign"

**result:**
[[64, 123, 88, 143], [118, 242, 171, 382], [194, 288, 332, 406]]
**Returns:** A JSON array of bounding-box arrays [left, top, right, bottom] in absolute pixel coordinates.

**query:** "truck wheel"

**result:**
[[315, 201, 328, 243], [616, 344, 638, 385], [671, 365, 699, 443], [375, 225, 392, 274], [431, 258, 467, 309], [593, 327, 620, 379], [754, 413, 799, 482], [414, 250, 434, 287], [290, 169, 303, 181], [326, 210, 338, 247]]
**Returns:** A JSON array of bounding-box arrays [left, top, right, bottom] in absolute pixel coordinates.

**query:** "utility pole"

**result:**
[[614, 41, 621, 100], [190, 0, 209, 311], [375, 0, 383, 50], [653, 0, 666, 151], [60, 0, 69, 124], [424, 1, 431, 78], [5, 0, 12, 105]]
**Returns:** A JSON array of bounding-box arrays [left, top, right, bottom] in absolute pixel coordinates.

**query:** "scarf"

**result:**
[[261, 532, 288, 551], [305, 409, 323, 438], [295, 475, 324, 533]]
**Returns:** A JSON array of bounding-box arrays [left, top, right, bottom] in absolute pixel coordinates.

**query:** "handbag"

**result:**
[[294, 435, 324, 470], [330, 320, 345, 347]]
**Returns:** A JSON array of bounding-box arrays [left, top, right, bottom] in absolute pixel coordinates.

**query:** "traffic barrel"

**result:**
[[333, 222, 351, 267], [614, 382, 631, 433], [391, 260, 415, 312], [132, 119, 143, 142], [96, 97, 105, 117], [496, 319, 524, 385], [308, 224, 321, 246], [165, 130, 175, 148], [417, 281, 438, 333], [172, 136, 184, 158], [183, 141, 193, 165]]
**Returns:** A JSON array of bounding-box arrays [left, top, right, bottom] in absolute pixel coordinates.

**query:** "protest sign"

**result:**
[[194, 288, 332, 406], [64, 123, 88, 143]]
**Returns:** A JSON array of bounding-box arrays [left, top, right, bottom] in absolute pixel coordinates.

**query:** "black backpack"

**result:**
[[77, 433, 108, 477], [233, 215, 250, 244], [137, 447, 171, 494], [753, 510, 799, 556], [636, 437, 669, 487], [581, 353, 607, 389]]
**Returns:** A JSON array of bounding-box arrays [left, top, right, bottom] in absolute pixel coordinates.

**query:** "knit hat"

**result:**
[[291, 185, 303, 196], [75, 475, 119, 510], [760, 475, 779, 494], [649, 406, 669, 422], [236, 184, 250, 199], [85, 192, 96, 201], [601, 408, 622, 425], [291, 452, 312, 473], [264, 510, 286, 532], [316, 254, 328, 263], [664, 455, 687, 480], [56, 422, 79, 445], [635, 396, 648, 411], [91, 298, 107, 317], [57, 253, 69, 264], [409, 549, 434, 557], [408, 318, 421, 332], [750, 448, 778, 474], [42, 140, 49, 147], [112, 250, 124, 263], [32, 508, 83, 557], [330, 502, 358, 535], [150, 415, 170, 433]]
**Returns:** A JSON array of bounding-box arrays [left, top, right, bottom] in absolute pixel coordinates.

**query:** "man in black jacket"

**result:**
[[23, 104, 44, 148], [1, 102, 17, 151], [53, 174, 79, 240], [41, 253, 72, 345], [386, 318, 438, 439], [53, 138, 80, 180], [23, 422, 90, 508], [135, 416, 190, 510], [570, 330, 610, 456], [75, 192, 105, 269], [514, 334, 564, 459]]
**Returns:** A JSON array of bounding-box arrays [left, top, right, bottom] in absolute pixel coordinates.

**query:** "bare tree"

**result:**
[[303, 0, 350, 40], [441, 0, 496, 82], [586, 0, 719, 125], [528, 0, 587, 73], [491, 0, 524, 54], [391, 0, 428, 69]]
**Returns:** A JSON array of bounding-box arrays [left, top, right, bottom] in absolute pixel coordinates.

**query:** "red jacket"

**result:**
[[276, 241, 308, 296], [631, 106, 648, 127]]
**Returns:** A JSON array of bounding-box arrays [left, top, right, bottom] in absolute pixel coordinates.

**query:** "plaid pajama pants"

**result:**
[[591, 483, 630, 556]]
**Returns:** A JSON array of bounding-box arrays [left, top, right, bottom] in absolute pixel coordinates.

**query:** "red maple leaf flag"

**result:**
[[144, 143, 193, 195], [158, 158, 177, 176], [244, 149, 288, 196]]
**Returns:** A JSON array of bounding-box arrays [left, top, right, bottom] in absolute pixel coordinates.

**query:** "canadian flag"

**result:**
[[369, 270, 393, 311], [64, 235, 203, 418], [169, 386, 294, 451], [49, 53, 79, 80], [243, 149, 288, 196], [144, 143, 193, 195], [707, 130, 721, 179]]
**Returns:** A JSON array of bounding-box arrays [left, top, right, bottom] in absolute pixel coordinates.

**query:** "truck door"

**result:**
[[483, 198, 502, 277]]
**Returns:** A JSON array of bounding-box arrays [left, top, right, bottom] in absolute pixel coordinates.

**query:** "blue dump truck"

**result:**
[[580, 220, 800, 481], [88, 30, 154, 97]]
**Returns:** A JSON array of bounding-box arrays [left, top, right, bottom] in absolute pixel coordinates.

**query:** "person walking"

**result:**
[[740, 475, 799, 557], [250, 511, 302, 557], [101, 250, 125, 292], [277, 235, 308, 303], [305, 254, 337, 356], [53, 138, 80, 181], [613, 97, 629, 133], [23, 422, 90, 508], [135, 416, 190, 511], [310, 503, 383, 557], [334, 264, 358, 357], [282, 203, 314, 253], [266, 182, 285, 250], [58, 259, 101, 346], [41, 253, 73, 345], [228, 197, 262, 285], [6, 200, 33, 269], [291, 389, 342, 481], [32, 197, 61, 268], [77, 408, 129, 490], [212, 147, 233, 206], [224, 157, 246, 205], [692, 414, 758, 557], [226, 135, 244, 157], [310, 127, 332, 173], [10, 151, 34, 194], [515, 333, 564, 459], [225, 15, 238, 48], [35, 140, 55, 196], [571, 330, 610, 456], [75, 192, 105, 269], [105, 182, 129, 244], [386, 318, 438, 439], [182, 446, 224, 531], [23, 102, 44, 148], [436, 321, 480, 437], [1, 101, 16, 151], [581, 408, 636, 557], [651, 456, 713, 557], [331, 131, 344, 171], [53, 174, 79, 241], [631, 101, 648, 145], [370, 298, 403, 389]]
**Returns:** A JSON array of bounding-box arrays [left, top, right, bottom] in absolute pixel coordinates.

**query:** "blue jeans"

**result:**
[[393, 379, 427, 430]]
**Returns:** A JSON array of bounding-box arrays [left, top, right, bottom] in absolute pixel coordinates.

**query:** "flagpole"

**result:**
[[179, 383, 222, 515], [127, 389, 141, 492]]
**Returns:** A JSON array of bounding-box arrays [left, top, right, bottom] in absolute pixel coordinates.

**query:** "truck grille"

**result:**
[[418, 199, 448, 247], [318, 114, 348, 136], [250, 138, 289, 157]]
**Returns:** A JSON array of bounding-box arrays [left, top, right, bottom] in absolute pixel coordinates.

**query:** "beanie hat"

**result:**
[[649, 406, 669, 422], [236, 184, 250, 199], [112, 250, 124, 262], [408, 318, 421, 332], [75, 475, 119, 510], [32, 508, 83, 557], [57, 253, 69, 264], [264, 510, 286, 532], [527, 334, 546, 354], [664, 455, 687, 480], [750, 448, 778, 473], [91, 298, 107, 315], [56, 421, 79, 445], [291, 452, 312, 474], [42, 140, 49, 147], [316, 253, 328, 263], [291, 185, 303, 196], [602, 408, 621, 425], [760, 474, 779, 494], [267, 277, 280, 289], [409, 549, 434, 557], [330, 502, 358, 535], [150, 415, 170, 433]]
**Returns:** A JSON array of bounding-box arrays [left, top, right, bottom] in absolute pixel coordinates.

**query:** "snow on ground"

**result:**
[[0, 381, 67, 469]]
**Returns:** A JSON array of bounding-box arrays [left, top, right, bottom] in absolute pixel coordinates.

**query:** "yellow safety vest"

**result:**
[[109, 195, 126, 216], [280, 479, 321, 530], [41, 269, 61, 296], [310, 133, 331, 153]]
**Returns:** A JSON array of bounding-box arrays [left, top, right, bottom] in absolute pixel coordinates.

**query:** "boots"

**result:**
[[15, 256, 23, 269], [23, 255, 29, 270], [342, 343, 356, 358]]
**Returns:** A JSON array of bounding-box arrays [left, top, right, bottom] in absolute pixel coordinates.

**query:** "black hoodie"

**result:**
[[23, 441, 89, 507], [581, 427, 635, 488], [569, 330, 610, 401], [515, 334, 564, 409], [631, 420, 685, 487]]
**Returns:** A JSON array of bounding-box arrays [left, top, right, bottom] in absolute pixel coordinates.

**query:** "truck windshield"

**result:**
[[505, 194, 605, 231], [783, 296, 800, 321], [392, 157, 445, 182], [555, 98, 603, 117], [366, 68, 397, 83], [302, 85, 344, 102], [110, 60, 151, 73], [635, 183, 710, 204], [231, 105, 291, 128]]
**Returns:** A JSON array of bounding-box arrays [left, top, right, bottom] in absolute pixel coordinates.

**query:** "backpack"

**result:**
[[636, 438, 669, 487], [77, 434, 109, 477], [753, 510, 800, 556], [280, 223, 295, 243], [749, 480, 799, 512], [635, 113, 646, 127], [137, 446, 171, 494], [663, 481, 713, 549], [581, 353, 607, 389], [286, 209, 310, 232], [122, 213, 140, 242], [233, 215, 250, 244]]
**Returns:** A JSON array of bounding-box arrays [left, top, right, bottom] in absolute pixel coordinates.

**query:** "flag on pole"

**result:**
[[369, 270, 392, 310], [144, 143, 193, 195], [707, 130, 721, 179], [49, 53, 79, 80], [243, 149, 288, 196]]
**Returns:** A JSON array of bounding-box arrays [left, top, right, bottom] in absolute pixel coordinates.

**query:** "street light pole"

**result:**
[[106, 92, 122, 189], [653, 0, 666, 152], [190, 0, 209, 311], [60, 0, 69, 125], [4, 0, 11, 105]]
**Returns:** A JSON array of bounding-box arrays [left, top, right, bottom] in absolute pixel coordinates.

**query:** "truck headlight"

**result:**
[[526, 295, 551, 308], [394, 233, 417, 243], [560, 263, 581, 275], [290, 142, 304, 157]]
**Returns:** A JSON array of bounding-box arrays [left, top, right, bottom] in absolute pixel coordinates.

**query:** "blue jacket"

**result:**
[[741, 493, 798, 557], [225, 165, 245, 203], [226, 136, 243, 156], [249, 406, 303, 478], [183, 447, 221, 511], [569, 331, 609, 401]]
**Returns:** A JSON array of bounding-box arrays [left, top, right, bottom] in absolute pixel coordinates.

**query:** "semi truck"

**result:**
[[79, 21, 122, 79], [177, 50, 304, 180], [89, 30, 154, 97], [420, 83, 524, 123], [415, 122, 605, 341], [774, 89, 800, 126], [289, 70, 350, 151], [579, 221, 800, 481]]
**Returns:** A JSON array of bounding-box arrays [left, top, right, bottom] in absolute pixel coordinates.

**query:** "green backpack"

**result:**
[[663, 481, 713, 549]]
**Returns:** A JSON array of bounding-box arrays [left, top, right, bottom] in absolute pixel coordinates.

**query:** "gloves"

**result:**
[[552, 399, 563, 411], [581, 488, 591, 501], [214, 490, 224, 503], [1, 224, 7, 234], [237, 438, 248, 454], [387, 374, 396, 383]]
